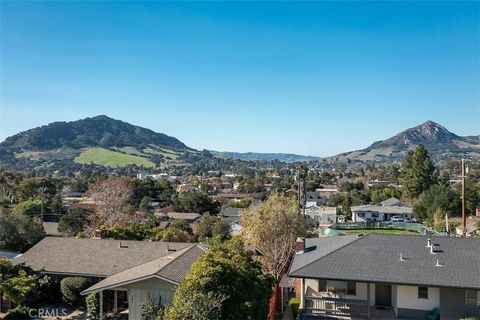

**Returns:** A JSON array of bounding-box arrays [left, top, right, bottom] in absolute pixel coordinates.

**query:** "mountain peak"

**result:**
[[415, 120, 450, 137]]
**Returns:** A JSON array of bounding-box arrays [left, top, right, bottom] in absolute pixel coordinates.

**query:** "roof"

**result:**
[[351, 204, 412, 215], [380, 197, 403, 207], [167, 212, 202, 221], [43, 222, 60, 236], [289, 234, 480, 290], [222, 207, 243, 217], [82, 245, 205, 294], [15, 237, 194, 277]]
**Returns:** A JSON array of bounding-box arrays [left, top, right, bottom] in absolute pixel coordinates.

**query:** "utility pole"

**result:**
[[297, 164, 307, 216], [461, 159, 467, 237]]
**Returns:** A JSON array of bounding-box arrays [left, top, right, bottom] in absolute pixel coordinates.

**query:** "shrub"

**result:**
[[4, 306, 30, 320], [60, 277, 90, 306], [140, 296, 165, 320], [86, 293, 100, 320], [289, 297, 300, 319]]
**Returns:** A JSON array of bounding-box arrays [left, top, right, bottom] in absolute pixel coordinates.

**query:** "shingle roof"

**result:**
[[82, 245, 204, 294], [380, 197, 403, 206], [222, 207, 243, 217], [167, 212, 202, 221], [351, 205, 412, 214], [15, 237, 194, 277], [289, 234, 480, 289]]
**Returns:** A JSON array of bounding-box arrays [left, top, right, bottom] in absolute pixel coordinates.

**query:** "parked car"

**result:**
[[391, 216, 405, 223]]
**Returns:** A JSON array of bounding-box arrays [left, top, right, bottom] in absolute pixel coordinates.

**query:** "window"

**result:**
[[466, 290, 478, 307], [418, 286, 428, 299], [318, 280, 327, 292], [347, 281, 356, 295]]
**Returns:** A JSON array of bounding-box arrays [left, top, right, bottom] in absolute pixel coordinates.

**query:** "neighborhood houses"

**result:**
[[1, 0, 479, 317]]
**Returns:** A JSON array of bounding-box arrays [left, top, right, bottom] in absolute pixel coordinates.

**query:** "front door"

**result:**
[[375, 284, 392, 306]]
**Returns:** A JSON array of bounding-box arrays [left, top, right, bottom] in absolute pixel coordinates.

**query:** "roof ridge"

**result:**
[[290, 234, 368, 276]]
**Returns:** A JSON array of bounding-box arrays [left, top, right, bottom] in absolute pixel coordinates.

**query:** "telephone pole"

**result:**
[[297, 164, 307, 216], [461, 159, 466, 237]]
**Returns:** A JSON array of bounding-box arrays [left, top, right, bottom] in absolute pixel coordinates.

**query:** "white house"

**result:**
[[351, 198, 413, 222]]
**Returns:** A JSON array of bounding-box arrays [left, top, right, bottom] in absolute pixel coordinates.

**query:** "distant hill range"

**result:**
[[0, 116, 478, 175], [1, 115, 187, 151], [326, 121, 480, 164], [0, 115, 193, 174], [209, 151, 319, 162]]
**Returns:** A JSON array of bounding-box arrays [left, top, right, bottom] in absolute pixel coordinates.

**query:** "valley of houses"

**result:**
[[1, 171, 480, 320]]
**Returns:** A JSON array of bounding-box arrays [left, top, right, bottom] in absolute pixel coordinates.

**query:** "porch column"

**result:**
[[114, 290, 118, 313], [301, 278, 306, 309], [99, 291, 104, 320], [367, 283, 371, 320]]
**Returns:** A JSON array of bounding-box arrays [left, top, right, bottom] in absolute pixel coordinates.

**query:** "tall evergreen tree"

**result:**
[[400, 145, 436, 200]]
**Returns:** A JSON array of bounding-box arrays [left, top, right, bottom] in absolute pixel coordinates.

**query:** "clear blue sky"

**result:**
[[1, 1, 479, 156]]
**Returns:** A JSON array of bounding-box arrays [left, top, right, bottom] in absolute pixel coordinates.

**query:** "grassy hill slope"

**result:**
[[74, 147, 155, 168]]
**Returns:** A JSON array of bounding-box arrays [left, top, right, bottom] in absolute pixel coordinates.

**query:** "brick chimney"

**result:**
[[295, 237, 305, 254]]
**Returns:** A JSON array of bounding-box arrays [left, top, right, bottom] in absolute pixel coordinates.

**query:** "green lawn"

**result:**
[[341, 229, 419, 235], [74, 147, 155, 168]]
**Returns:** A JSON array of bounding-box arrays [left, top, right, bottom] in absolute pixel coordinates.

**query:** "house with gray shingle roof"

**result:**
[[15, 237, 204, 319], [289, 234, 480, 319]]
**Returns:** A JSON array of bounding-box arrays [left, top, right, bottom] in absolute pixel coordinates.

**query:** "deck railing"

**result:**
[[303, 295, 368, 318]]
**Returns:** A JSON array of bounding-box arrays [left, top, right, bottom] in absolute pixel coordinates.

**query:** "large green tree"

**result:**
[[413, 184, 459, 222], [400, 145, 436, 200], [0, 210, 46, 252], [173, 191, 220, 214], [166, 238, 272, 320]]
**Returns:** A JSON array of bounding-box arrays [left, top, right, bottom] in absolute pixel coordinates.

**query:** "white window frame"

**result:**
[[465, 290, 479, 307]]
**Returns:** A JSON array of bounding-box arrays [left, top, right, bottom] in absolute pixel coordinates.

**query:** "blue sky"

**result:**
[[1, 1, 479, 156]]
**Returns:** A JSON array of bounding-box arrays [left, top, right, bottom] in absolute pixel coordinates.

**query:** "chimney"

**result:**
[[295, 237, 305, 254], [94, 229, 107, 239]]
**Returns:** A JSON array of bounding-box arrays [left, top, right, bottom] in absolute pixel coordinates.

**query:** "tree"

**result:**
[[11, 200, 42, 216], [86, 177, 133, 233], [16, 177, 57, 202], [58, 208, 87, 236], [173, 191, 220, 214], [162, 220, 196, 242], [195, 214, 231, 242], [241, 193, 311, 320], [0, 210, 45, 252], [400, 145, 436, 200], [165, 238, 272, 320], [370, 188, 402, 204], [0, 258, 37, 307], [413, 184, 459, 223]]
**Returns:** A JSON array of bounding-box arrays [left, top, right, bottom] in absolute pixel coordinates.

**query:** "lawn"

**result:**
[[74, 147, 155, 168], [341, 229, 419, 235]]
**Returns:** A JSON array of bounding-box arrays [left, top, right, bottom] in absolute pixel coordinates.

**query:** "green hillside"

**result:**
[[74, 147, 155, 168]]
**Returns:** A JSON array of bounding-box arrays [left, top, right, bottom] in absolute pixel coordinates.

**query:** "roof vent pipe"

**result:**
[[426, 238, 432, 248], [435, 259, 443, 267], [399, 253, 405, 262], [429, 245, 435, 255]]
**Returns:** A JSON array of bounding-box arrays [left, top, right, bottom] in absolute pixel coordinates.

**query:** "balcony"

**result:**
[[302, 295, 369, 318]]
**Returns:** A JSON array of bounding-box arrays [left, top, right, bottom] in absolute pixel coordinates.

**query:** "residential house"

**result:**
[[14, 237, 204, 319], [166, 212, 202, 223], [304, 206, 338, 226], [351, 198, 413, 222], [306, 192, 327, 207], [289, 234, 480, 319]]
